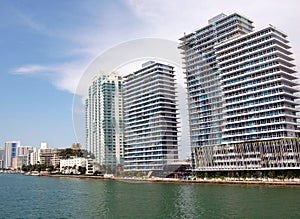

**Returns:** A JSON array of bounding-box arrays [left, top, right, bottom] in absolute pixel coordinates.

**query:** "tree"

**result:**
[[59, 148, 83, 159], [78, 166, 86, 175]]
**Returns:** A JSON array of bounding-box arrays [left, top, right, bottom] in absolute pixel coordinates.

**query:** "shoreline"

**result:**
[[45, 174, 300, 186]]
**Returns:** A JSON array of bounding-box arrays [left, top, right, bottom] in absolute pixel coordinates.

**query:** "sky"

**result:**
[[1, 0, 300, 157]]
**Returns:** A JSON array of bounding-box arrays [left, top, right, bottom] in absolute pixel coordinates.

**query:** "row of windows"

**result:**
[[190, 96, 222, 108], [222, 54, 277, 74], [225, 124, 287, 135], [125, 72, 174, 89], [220, 47, 276, 69], [189, 84, 221, 98], [126, 109, 176, 121], [226, 102, 294, 117], [126, 145, 177, 153], [191, 127, 222, 135], [191, 92, 221, 104], [222, 61, 280, 85], [190, 108, 223, 120], [216, 20, 240, 32], [190, 103, 223, 114], [226, 109, 285, 123], [217, 32, 241, 44], [222, 68, 281, 91], [219, 41, 274, 63], [127, 101, 176, 114], [226, 116, 289, 129], [223, 131, 288, 142], [186, 55, 216, 67], [192, 39, 214, 52], [192, 134, 222, 142], [188, 74, 219, 90], [191, 114, 223, 123], [124, 81, 175, 97], [126, 138, 178, 145], [125, 76, 175, 92], [216, 25, 238, 38], [215, 14, 247, 26], [225, 87, 283, 104], [187, 69, 216, 83], [224, 78, 282, 98], [226, 95, 282, 110], [217, 28, 272, 52]]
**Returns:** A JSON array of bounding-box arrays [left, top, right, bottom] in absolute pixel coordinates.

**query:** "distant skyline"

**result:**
[[1, 0, 299, 149]]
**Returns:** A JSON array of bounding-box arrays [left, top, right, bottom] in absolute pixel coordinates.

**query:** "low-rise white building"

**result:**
[[60, 157, 86, 174]]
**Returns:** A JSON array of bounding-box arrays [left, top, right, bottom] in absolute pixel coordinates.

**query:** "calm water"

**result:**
[[0, 174, 300, 218]]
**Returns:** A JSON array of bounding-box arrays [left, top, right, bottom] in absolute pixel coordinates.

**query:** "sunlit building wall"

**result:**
[[123, 61, 179, 171]]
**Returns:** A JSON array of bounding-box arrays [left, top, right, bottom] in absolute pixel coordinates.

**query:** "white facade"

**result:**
[[17, 146, 33, 157], [180, 13, 300, 170], [30, 148, 39, 165], [86, 73, 124, 167], [60, 157, 86, 173], [40, 142, 48, 149], [123, 61, 179, 171], [217, 26, 300, 142], [16, 146, 33, 168], [4, 141, 20, 169]]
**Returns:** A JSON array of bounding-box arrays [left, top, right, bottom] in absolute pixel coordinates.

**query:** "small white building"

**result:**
[[60, 157, 86, 174]]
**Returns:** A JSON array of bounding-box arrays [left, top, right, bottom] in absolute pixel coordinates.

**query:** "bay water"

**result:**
[[0, 174, 299, 218]]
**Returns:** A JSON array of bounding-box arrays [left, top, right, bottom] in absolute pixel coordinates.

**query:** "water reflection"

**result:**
[[1, 175, 300, 218]]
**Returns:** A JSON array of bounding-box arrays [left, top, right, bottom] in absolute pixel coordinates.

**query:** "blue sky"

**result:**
[[1, 0, 300, 154]]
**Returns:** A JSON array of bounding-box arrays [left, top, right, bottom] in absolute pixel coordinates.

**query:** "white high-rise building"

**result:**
[[16, 146, 33, 168], [217, 26, 299, 142], [4, 141, 20, 169], [180, 13, 300, 170], [86, 72, 124, 167], [123, 61, 179, 171]]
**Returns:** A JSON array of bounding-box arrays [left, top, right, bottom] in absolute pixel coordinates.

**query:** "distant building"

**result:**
[[0, 148, 4, 169], [4, 141, 20, 169], [39, 148, 64, 166], [60, 157, 86, 174], [123, 61, 179, 171], [30, 148, 39, 165], [29, 142, 63, 167], [86, 72, 124, 167], [16, 146, 33, 169], [85, 156, 99, 175], [71, 143, 81, 150], [40, 142, 48, 149]]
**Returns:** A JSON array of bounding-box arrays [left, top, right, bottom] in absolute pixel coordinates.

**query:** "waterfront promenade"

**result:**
[[46, 174, 300, 186]]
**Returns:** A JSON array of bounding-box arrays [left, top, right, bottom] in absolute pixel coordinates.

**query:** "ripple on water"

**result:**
[[1, 175, 300, 218]]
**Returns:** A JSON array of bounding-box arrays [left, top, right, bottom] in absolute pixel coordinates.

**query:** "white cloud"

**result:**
[[126, 0, 300, 68], [12, 60, 89, 94], [53, 61, 90, 93], [12, 65, 50, 75], [12, 7, 47, 34], [12, 0, 300, 95]]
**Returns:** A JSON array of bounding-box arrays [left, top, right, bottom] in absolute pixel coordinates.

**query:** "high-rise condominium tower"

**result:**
[[180, 13, 300, 170], [123, 61, 179, 171], [86, 73, 124, 167]]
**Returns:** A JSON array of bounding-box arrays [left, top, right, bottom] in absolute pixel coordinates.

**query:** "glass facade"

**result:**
[[217, 26, 299, 143], [123, 62, 179, 171], [85, 73, 124, 167], [180, 13, 300, 170]]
